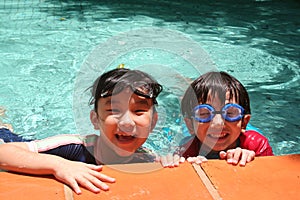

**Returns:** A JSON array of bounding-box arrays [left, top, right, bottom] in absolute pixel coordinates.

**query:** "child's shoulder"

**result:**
[[32, 134, 98, 152], [241, 124, 269, 142], [239, 130, 273, 156], [240, 129, 269, 141]]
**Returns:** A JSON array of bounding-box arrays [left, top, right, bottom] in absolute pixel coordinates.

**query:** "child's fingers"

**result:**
[[224, 148, 256, 166], [166, 153, 174, 167], [225, 150, 234, 164], [179, 156, 185, 163], [239, 150, 255, 166], [239, 152, 248, 166], [76, 171, 115, 193], [232, 147, 242, 164], [173, 154, 180, 167], [62, 177, 82, 195], [76, 175, 102, 193], [86, 173, 112, 191], [200, 156, 208, 162], [86, 164, 103, 172], [246, 151, 255, 163], [187, 157, 196, 163], [164, 154, 185, 167], [226, 148, 239, 164], [160, 154, 185, 168], [160, 154, 179, 167], [186, 156, 206, 164], [71, 182, 82, 195], [219, 151, 227, 159], [89, 170, 116, 183], [160, 155, 169, 167], [195, 156, 207, 164]]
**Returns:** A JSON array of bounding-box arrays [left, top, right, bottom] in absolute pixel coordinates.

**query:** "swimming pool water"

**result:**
[[0, 0, 299, 155]]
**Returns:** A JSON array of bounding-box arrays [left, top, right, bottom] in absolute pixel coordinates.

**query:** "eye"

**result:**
[[135, 109, 147, 113], [133, 105, 151, 115], [226, 107, 240, 117], [131, 100, 151, 115], [106, 108, 121, 115], [196, 108, 211, 118]]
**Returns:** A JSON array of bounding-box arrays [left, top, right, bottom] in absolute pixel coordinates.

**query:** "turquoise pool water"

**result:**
[[0, 0, 299, 155]]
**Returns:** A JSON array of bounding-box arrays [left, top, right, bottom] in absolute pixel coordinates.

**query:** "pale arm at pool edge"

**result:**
[[0, 143, 115, 194]]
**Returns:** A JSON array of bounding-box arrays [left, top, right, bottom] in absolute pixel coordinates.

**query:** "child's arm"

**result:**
[[0, 142, 115, 194], [219, 147, 255, 166]]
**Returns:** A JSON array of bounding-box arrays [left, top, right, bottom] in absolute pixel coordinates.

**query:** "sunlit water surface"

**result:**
[[0, 0, 299, 155]]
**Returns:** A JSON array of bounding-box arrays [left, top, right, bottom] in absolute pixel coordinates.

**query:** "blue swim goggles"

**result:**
[[193, 103, 245, 123]]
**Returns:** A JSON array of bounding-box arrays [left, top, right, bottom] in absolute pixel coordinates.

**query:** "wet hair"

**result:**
[[89, 68, 163, 112], [181, 71, 251, 118]]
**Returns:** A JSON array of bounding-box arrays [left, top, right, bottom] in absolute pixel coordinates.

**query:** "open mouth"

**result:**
[[207, 132, 229, 140], [115, 133, 136, 143]]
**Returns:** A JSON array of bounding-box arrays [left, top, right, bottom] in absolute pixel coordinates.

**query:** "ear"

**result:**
[[90, 110, 100, 130], [150, 111, 158, 132], [242, 114, 251, 130], [184, 117, 195, 135]]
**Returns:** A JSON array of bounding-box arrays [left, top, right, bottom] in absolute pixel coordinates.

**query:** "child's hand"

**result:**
[[53, 159, 116, 194], [186, 156, 208, 165], [219, 147, 255, 166], [160, 154, 185, 168]]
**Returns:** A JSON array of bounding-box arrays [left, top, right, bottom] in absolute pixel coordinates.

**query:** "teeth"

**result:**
[[209, 133, 227, 138], [116, 133, 135, 137]]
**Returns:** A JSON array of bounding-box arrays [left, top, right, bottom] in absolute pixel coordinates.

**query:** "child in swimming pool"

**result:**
[[161, 71, 273, 167], [0, 68, 163, 194]]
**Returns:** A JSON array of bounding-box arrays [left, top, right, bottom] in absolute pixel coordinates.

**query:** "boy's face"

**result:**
[[186, 92, 250, 152], [90, 87, 157, 157]]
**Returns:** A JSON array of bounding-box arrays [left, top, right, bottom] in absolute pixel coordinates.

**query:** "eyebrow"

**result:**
[[135, 99, 151, 106], [103, 97, 151, 106], [104, 98, 116, 106]]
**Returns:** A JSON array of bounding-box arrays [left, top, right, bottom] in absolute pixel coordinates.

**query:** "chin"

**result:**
[[115, 148, 135, 157], [210, 144, 228, 152]]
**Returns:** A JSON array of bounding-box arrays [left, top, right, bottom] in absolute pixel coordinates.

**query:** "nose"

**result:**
[[118, 111, 135, 133], [210, 113, 224, 128]]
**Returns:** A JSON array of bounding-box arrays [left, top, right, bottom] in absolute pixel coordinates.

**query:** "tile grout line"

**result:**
[[192, 163, 223, 200], [64, 184, 74, 200]]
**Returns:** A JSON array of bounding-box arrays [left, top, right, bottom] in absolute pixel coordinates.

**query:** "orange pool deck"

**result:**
[[0, 154, 299, 200]]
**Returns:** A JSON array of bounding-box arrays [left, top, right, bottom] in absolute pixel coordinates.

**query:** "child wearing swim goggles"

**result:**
[[0, 68, 163, 194], [161, 71, 273, 167]]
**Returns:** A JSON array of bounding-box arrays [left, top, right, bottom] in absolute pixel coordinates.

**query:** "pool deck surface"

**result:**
[[0, 154, 299, 200]]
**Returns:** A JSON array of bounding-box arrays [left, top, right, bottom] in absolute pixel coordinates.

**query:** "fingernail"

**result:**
[[110, 178, 116, 182], [102, 185, 109, 190], [76, 189, 82, 195]]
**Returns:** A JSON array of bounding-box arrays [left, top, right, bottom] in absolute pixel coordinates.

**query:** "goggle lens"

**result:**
[[193, 103, 244, 123]]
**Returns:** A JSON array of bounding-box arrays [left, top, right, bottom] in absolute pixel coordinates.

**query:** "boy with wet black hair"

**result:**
[[0, 68, 163, 194], [162, 71, 273, 167]]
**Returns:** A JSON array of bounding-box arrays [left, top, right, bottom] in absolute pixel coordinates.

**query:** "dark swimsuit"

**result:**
[[0, 128, 31, 142], [0, 128, 156, 164]]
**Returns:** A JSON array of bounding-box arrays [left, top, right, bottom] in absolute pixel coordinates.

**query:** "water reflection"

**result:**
[[0, 0, 299, 155]]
